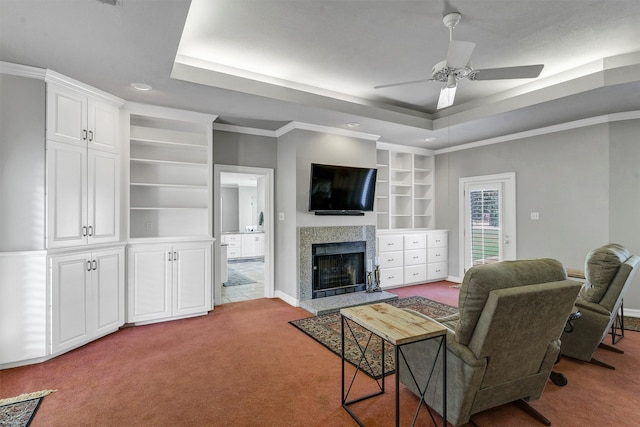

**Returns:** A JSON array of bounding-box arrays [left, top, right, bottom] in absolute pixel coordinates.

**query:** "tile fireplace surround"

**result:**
[[298, 225, 398, 314]]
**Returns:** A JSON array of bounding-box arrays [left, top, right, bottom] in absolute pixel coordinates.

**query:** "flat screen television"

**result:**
[[308, 163, 377, 215]]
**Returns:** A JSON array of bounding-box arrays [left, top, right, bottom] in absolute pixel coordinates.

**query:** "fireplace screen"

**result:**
[[312, 241, 366, 299]]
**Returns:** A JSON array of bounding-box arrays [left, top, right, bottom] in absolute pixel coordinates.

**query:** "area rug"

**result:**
[[223, 268, 256, 287], [290, 296, 458, 379], [623, 316, 640, 332], [0, 390, 56, 427]]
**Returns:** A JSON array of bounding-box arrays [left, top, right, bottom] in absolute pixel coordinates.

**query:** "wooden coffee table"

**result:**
[[340, 302, 447, 427]]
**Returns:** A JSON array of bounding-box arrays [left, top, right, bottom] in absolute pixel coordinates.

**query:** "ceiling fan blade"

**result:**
[[437, 85, 457, 109], [446, 40, 476, 69], [472, 64, 544, 80], [374, 78, 434, 89]]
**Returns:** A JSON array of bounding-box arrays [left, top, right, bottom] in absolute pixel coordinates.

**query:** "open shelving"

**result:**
[[126, 105, 215, 240], [375, 144, 435, 230]]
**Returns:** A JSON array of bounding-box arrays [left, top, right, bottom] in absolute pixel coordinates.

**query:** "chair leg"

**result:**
[[513, 399, 551, 426], [589, 357, 615, 370], [599, 342, 624, 354]]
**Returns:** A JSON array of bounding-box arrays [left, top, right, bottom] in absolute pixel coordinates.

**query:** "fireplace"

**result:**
[[312, 241, 366, 299]]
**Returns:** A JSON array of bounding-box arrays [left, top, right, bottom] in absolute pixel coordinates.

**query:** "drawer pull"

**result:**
[[413, 241, 419, 244], [387, 275, 394, 279], [413, 256, 419, 259], [413, 272, 419, 276], [387, 258, 394, 262], [387, 243, 394, 246]]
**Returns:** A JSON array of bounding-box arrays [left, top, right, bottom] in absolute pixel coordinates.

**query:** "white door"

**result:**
[[87, 149, 119, 245], [47, 83, 87, 146], [87, 98, 119, 153], [94, 248, 124, 335], [47, 141, 87, 248], [51, 252, 90, 354], [127, 245, 172, 323], [173, 242, 212, 316], [461, 173, 516, 274]]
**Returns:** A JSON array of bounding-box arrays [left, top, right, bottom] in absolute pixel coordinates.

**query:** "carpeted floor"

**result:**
[[289, 296, 457, 378]]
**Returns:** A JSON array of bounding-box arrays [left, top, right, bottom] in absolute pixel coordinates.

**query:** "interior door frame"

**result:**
[[458, 172, 517, 277], [213, 164, 274, 305]]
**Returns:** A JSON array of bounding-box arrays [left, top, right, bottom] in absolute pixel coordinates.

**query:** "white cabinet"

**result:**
[[377, 230, 448, 288], [47, 141, 119, 248], [427, 231, 448, 280], [47, 82, 119, 153], [127, 241, 212, 324], [50, 247, 124, 355], [376, 144, 434, 230], [126, 104, 216, 240], [221, 233, 265, 259], [242, 233, 265, 257]]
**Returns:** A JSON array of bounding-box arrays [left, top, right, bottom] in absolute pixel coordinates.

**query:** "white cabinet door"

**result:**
[[378, 234, 404, 252], [127, 244, 172, 323], [94, 248, 124, 335], [404, 233, 427, 250], [51, 253, 90, 354], [128, 242, 211, 324], [241, 233, 265, 257], [47, 141, 87, 248], [47, 83, 118, 153], [405, 264, 427, 283], [173, 242, 211, 316], [47, 83, 88, 146], [87, 98, 119, 153], [87, 149, 119, 245]]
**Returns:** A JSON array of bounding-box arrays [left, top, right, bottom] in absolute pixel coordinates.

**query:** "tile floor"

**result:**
[[221, 259, 265, 304]]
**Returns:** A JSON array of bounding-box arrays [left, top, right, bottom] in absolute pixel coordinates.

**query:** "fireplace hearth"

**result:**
[[312, 241, 366, 299]]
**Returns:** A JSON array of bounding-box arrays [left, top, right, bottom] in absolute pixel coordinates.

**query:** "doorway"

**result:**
[[459, 173, 516, 275], [213, 165, 274, 305]]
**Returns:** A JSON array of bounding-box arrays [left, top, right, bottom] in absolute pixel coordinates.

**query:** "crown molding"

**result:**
[[275, 121, 380, 141], [435, 110, 640, 155], [0, 61, 46, 80], [213, 123, 277, 137]]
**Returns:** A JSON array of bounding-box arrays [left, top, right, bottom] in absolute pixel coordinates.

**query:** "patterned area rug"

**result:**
[[0, 390, 56, 427], [290, 296, 458, 379], [623, 316, 640, 332]]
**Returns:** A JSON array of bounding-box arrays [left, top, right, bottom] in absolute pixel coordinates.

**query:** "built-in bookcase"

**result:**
[[126, 104, 216, 241], [375, 143, 435, 230]]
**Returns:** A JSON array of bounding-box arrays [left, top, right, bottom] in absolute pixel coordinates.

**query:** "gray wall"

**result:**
[[221, 186, 239, 232], [435, 119, 640, 312], [275, 129, 377, 300], [0, 74, 46, 251], [213, 130, 277, 168]]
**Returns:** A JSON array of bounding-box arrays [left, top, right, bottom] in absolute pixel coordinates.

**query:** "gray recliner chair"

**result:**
[[398, 259, 581, 426], [560, 244, 640, 369]]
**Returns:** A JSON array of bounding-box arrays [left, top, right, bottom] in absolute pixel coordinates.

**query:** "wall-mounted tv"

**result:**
[[308, 163, 377, 215]]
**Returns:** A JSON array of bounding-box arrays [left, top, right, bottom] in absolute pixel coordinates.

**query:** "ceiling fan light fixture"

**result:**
[[437, 85, 456, 109], [446, 74, 457, 88]]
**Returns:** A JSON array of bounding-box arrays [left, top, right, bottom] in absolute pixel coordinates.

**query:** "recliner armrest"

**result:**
[[574, 296, 611, 316]]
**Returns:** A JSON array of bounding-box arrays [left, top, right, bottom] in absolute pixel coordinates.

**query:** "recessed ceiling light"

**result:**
[[346, 122, 360, 128], [130, 82, 152, 91], [425, 137, 437, 142]]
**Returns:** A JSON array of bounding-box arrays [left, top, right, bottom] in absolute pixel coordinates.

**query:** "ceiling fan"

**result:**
[[375, 12, 544, 109]]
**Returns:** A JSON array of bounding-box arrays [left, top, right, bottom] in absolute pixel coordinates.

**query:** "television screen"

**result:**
[[308, 163, 377, 214]]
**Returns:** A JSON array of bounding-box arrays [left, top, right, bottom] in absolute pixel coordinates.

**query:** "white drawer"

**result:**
[[427, 262, 448, 280], [378, 235, 404, 252], [428, 247, 448, 263], [404, 249, 427, 266], [404, 233, 427, 250], [227, 247, 242, 258], [378, 251, 403, 268], [404, 264, 427, 283], [379, 267, 404, 287], [428, 232, 448, 248]]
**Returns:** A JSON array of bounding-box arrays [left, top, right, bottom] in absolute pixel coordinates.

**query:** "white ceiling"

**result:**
[[2, 0, 640, 150]]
